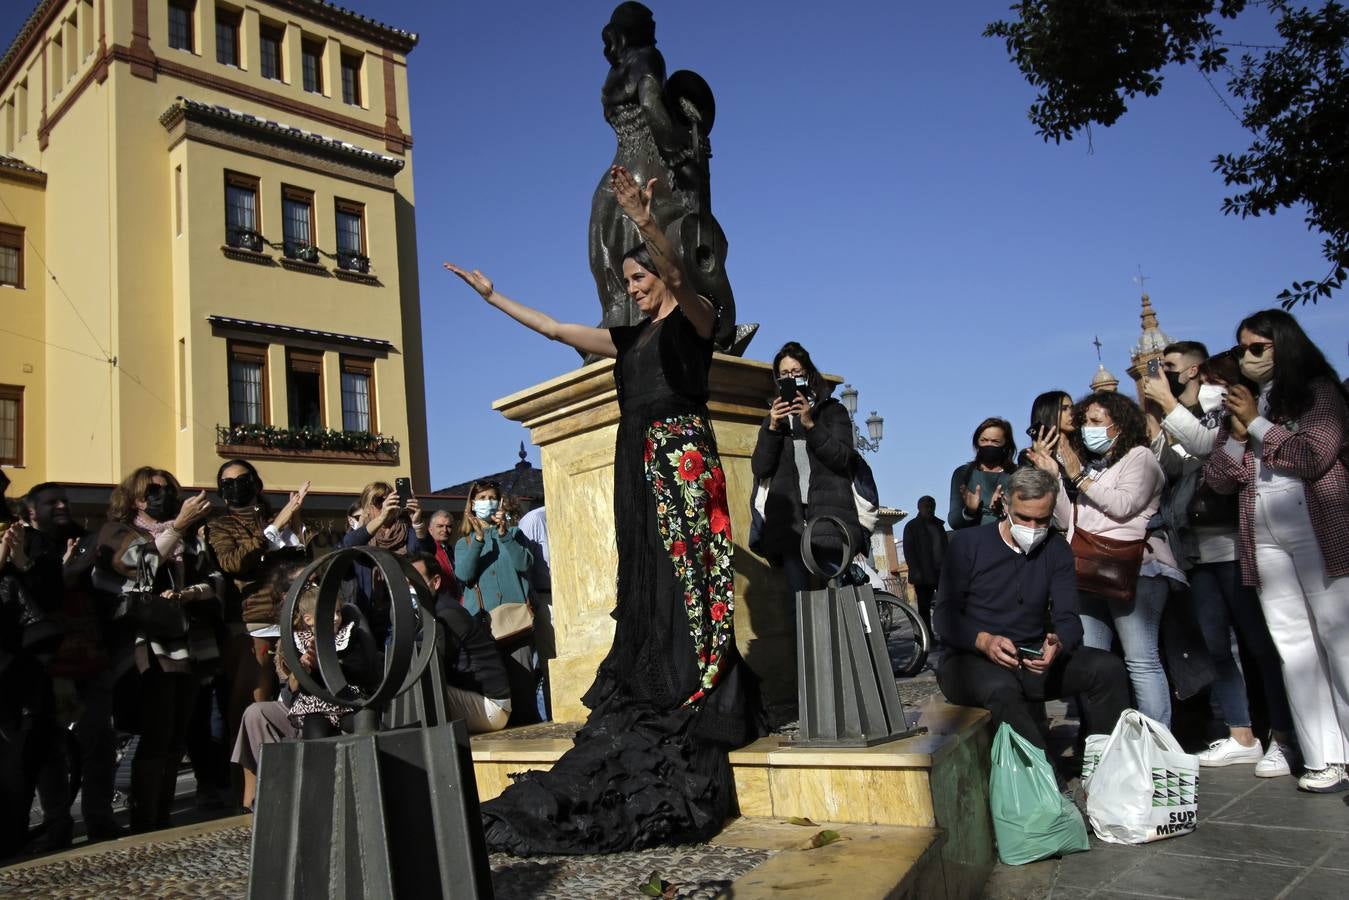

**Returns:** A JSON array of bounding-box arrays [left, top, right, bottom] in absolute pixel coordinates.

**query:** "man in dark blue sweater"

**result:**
[[934, 468, 1128, 749]]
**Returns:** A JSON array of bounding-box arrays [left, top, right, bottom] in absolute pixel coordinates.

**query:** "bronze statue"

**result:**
[[589, 2, 752, 356]]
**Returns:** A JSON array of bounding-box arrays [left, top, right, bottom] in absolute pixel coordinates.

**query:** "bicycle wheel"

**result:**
[[871, 591, 930, 678]]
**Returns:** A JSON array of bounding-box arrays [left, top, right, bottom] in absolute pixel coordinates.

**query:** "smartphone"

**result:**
[[1146, 357, 1161, 377], [394, 477, 412, 508], [1016, 645, 1045, 660], [776, 376, 801, 406]]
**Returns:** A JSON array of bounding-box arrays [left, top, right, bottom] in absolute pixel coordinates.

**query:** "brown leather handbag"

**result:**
[[1071, 525, 1146, 604]]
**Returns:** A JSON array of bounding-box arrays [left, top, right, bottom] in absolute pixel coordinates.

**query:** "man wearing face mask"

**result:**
[[934, 467, 1128, 751], [1143, 341, 1208, 430]]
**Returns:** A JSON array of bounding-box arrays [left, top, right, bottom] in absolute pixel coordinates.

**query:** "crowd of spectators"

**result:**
[[0, 462, 549, 857]]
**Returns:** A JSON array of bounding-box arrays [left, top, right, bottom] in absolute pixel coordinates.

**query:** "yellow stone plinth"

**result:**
[[493, 354, 797, 722]]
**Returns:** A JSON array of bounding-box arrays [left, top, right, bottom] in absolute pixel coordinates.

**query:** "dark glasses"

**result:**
[[1233, 341, 1273, 358]]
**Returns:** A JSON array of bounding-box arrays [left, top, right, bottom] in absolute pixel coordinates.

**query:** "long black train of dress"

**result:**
[[480, 307, 762, 855]]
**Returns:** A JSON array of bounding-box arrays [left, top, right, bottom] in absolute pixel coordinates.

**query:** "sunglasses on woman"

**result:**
[[1233, 341, 1274, 358]]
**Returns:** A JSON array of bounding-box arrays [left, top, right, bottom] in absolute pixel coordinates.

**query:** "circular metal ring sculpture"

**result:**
[[800, 514, 857, 581], [277, 546, 438, 726]]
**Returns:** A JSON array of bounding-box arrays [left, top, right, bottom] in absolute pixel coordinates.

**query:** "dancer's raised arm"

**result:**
[[611, 165, 716, 340], [443, 264, 617, 359]]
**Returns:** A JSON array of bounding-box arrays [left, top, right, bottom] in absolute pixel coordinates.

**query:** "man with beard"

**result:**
[[20, 484, 121, 848]]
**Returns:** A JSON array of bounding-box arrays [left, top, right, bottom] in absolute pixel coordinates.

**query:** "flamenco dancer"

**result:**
[[444, 165, 760, 854]]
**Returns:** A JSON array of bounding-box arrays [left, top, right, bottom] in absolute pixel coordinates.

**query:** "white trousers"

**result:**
[[1253, 485, 1349, 769], [446, 684, 511, 735]]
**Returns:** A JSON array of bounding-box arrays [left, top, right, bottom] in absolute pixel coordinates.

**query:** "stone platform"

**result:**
[[472, 696, 996, 898]]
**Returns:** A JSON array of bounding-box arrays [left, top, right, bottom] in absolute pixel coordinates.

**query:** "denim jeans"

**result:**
[[1080, 576, 1171, 727], [1189, 560, 1293, 733]]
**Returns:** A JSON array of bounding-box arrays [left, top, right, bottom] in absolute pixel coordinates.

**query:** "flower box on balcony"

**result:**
[[216, 424, 399, 464]]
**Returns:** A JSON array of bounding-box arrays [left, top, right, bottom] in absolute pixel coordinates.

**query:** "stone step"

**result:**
[[713, 817, 946, 899], [471, 698, 996, 898]]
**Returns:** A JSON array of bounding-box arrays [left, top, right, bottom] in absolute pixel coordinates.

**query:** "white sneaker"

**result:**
[[1297, 764, 1349, 793], [1254, 742, 1292, 778], [1197, 737, 1263, 767]]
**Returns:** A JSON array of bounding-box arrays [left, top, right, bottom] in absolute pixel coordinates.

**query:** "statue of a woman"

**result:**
[[589, 2, 742, 354]]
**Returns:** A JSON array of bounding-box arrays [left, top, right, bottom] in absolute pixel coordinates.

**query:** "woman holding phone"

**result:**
[[339, 479, 432, 642], [453, 480, 537, 726], [750, 341, 861, 592], [444, 164, 759, 855]]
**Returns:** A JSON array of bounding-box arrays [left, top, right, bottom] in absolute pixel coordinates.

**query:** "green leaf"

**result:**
[[809, 829, 844, 849], [787, 816, 817, 826], [638, 871, 664, 897]]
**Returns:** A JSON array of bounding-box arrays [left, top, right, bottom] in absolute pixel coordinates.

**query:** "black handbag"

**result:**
[[114, 553, 190, 642], [1186, 481, 1239, 528]]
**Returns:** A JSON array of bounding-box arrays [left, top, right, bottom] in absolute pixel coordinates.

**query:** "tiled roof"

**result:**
[[433, 446, 545, 501], [0, 154, 44, 177], [0, 153, 47, 185], [296, 0, 419, 51], [162, 98, 405, 172], [207, 315, 394, 351], [3, 1, 416, 87]]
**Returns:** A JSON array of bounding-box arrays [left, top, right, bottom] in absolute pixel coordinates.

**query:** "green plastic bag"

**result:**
[[989, 722, 1091, 865]]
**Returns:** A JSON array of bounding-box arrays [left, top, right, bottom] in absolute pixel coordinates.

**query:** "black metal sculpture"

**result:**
[[589, 2, 754, 356], [248, 547, 493, 899], [794, 517, 918, 748]]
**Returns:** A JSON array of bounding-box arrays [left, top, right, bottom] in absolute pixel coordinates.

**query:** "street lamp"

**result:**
[[840, 383, 858, 417], [839, 383, 884, 453]]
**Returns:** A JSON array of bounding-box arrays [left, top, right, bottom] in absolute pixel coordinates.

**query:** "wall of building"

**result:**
[[178, 138, 413, 491], [0, 174, 48, 494], [0, 0, 428, 495]]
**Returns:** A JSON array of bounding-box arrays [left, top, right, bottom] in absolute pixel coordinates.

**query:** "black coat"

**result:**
[[750, 397, 863, 560]]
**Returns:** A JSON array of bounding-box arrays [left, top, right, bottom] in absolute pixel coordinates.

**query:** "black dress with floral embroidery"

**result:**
[[480, 307, 761, 856]]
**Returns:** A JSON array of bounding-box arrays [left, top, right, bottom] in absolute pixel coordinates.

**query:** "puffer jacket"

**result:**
[[750, 396, 863, 560]]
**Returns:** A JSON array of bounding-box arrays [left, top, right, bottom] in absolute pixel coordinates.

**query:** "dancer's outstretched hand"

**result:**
[[610, 165, 655, 225], [444, 263, 494, 300]]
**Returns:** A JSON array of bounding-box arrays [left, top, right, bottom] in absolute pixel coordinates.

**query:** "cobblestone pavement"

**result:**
[[0, 826, 252, 899], [490, 844, 773, 899], [0, 824, 772, 899]]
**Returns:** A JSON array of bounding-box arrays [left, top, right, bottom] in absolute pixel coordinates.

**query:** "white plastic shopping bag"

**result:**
[[1084, 710, 1199, 844], [1080, 733, 1109, 784]]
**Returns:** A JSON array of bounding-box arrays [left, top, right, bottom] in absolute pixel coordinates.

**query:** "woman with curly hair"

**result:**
[[444, 164, 759, 854], [1027, 391, 1180, 726]]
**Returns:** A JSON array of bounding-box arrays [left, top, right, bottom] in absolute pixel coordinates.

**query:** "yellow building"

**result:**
[[0, 0, 428, 507]]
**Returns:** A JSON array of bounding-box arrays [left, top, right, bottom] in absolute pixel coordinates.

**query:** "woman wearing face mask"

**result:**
[[1204, 309, 1349, 793], [750, 342, 861, 593], [339, 480, 432, 642], [97, 467, 214, 830], [204, 459, 308, 781], [453, 481, 537, 726], [1027, 391, 1177, 726], [948, 418, 1018, 530], [1149, 352, 1296, 774]]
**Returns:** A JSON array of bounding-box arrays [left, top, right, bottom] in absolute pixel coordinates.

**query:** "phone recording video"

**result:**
[[394, 477, 412, 508]]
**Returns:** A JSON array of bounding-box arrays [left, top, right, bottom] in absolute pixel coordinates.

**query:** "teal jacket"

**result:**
[[454, 527, 533, 615]]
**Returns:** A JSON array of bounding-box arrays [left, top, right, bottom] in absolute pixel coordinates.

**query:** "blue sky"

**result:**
[[5, 1, 1346, 517]]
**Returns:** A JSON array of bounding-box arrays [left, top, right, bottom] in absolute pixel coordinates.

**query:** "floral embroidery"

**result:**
[[645, 413, 736, 701]]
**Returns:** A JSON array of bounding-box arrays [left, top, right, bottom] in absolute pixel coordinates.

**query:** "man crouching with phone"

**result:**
[[934, 467, 1129, 753]]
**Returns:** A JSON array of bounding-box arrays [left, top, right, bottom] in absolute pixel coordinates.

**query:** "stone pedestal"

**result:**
[[493, 354, 795, 722]]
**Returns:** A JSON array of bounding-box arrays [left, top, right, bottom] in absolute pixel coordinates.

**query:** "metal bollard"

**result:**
[[247, 547, 494, 899]]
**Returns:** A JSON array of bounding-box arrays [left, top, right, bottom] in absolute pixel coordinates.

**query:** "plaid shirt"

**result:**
[[1203, 378, 1349, 587]]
